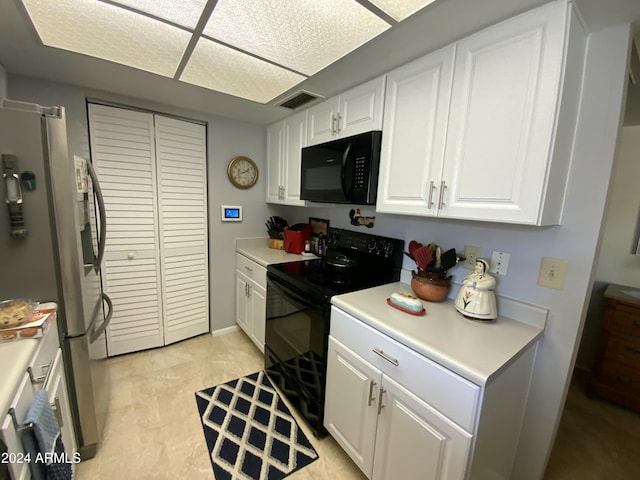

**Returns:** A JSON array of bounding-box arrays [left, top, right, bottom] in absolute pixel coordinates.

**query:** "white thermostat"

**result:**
[[221, 205, 243, 222]]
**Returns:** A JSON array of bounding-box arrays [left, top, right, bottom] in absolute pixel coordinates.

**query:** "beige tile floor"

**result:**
[[75, 329, 366, 479], [74, 328, 640, 479]]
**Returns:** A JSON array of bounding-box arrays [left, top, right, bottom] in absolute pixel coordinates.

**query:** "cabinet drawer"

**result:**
[[28, 318, 59, 387], [597, 358, 640, 395], [1, 373, 35, 480], [236, 254, 266, 289], [330, 306, 480, 432], [602, 335, 640, 369], [605, 304, 640, 337]]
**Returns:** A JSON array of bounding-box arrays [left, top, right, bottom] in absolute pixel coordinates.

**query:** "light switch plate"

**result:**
[[537, 257, 568, 289]]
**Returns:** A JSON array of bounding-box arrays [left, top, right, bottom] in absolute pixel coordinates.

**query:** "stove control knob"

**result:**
[[384, 242, 394, 257], [367, 239, 377, 252]]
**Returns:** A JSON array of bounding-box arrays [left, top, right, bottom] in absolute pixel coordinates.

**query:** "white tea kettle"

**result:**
[[454, 258, 497, 320]]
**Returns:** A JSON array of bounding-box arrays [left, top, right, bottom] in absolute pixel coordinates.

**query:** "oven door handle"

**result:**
[[268, 274, 324, 312]]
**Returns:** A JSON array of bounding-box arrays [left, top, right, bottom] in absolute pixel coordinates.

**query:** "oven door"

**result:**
[[265, 273, 328, 436]]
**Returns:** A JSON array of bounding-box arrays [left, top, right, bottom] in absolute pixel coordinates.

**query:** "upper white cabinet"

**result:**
[[377, 0, 585, 225], [375, 45, 455, 217], [307, 76, 386, 146], [266, 110, 307, 205]]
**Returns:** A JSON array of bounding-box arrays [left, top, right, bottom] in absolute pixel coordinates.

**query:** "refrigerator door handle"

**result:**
[[90, 293, 113, 344], [86, 159, 106, 273]]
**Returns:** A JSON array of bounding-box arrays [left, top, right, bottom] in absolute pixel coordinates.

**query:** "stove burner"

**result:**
[[325, 254, 358, 269]]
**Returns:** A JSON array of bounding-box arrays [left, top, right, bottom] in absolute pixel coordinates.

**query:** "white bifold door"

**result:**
[[88, 104, 209, 356]]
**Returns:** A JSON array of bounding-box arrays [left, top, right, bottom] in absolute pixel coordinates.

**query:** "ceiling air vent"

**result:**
[[278, 91, 321, 110]]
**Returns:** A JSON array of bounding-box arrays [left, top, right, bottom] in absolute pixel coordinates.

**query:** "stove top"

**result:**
[[267, 227, 405, 302]]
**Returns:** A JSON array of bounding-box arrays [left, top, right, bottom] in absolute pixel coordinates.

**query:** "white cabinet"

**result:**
[[266, 110, 307, 205], [235, 254, 267, 352], [375, 45, 455, 217], [377, 0, 585, 225], [1, 320, 77, 479], [325, 311, 475, 480], [307, 76, 386, 145], [326, 305, 538, 479]]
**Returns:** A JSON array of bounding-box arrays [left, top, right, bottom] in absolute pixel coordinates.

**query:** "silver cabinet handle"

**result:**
[[335, 112, 342, 133], [28, 361, 53, 385], [367, 380, 377, 407], [438, 180, 447, 209], [52, 397, 63, 428], [244, 266, 253, 273], [377, 387, 386, 415], [427, 180, 436, 209], [373, 348, 399, 366]]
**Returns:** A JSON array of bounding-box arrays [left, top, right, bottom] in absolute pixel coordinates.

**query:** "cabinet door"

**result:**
[[89, 104, 164, 355], [235, 271, 250, 334], [266, 120, 285, 203], [45, 349, 78, 460], [155, 116, 209, 345], [440, 1, 566, 224], [307, 97, 339, 145], [338, 76, 386, 138], [282, 110, 308, 206], [373, 375, 473, 480], [376, 46, 455, 216], [324, 337, 380, 477], [249, 283, 267, 353]]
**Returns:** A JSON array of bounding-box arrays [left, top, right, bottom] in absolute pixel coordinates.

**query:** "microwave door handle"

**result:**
[[341, 142, 352, 198]]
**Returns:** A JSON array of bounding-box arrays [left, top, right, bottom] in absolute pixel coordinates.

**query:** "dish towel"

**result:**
[[21, 390, 73, 480]]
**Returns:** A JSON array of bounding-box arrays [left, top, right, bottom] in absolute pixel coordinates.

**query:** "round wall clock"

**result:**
[[227, 156, 258, 189]]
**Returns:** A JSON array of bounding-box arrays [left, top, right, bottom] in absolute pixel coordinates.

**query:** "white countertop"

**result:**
[[0, 337, 39, 414], [331, 282, 544, 386], [236, 237, 315, 267]]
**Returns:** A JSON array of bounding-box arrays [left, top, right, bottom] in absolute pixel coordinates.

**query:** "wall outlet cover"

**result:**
[[463, 245, 482, 270]]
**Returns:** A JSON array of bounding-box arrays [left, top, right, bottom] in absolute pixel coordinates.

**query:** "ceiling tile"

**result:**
[[202, 0, 391, 75], [21, 0, 191, 77], [180, 37, 306, 104], [369, 0, 438, 22], [108, 0, 207, 29]]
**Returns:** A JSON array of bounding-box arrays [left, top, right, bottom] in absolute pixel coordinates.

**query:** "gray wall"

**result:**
[[577, 124, 640, 371], [7, 74, 269, 333]]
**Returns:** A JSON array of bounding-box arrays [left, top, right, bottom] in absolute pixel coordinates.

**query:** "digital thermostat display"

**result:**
[[221, 205, 242, 222]]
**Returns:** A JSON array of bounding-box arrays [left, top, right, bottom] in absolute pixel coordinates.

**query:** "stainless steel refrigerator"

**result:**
[[0, 100, 112, 459]]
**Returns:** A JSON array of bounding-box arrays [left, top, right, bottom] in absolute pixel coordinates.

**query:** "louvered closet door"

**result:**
[[154, 116, 209, 345], [88, 104, 163, 356]]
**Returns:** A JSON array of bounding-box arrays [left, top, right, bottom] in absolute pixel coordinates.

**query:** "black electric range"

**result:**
[[265, 227, 404, 436]]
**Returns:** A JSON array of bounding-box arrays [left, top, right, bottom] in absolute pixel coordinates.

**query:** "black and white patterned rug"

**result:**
[[195, 371, 319, 480]]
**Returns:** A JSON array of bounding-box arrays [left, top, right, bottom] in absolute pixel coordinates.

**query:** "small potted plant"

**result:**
[[406, 241, 458, 302]]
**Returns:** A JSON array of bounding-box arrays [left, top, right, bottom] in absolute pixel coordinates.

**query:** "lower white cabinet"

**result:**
[[235, 254, 267, 352], [325, 336, 471, 480], [1, 320, 77, 479], [326, 305, 537, 479]]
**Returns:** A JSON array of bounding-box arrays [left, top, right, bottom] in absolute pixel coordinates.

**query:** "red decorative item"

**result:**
[[412, 246, 433, 271]]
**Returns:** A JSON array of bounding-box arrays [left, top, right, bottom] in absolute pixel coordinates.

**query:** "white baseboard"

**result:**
[[210, 325, 240, 337]]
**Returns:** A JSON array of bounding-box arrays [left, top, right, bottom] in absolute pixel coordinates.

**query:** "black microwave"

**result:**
[[300, 130, 382, 205]]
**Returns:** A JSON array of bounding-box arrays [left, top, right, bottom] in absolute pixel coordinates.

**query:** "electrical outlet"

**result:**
[[490, 251, 510, 276], [463, 245, 482, 270], [537, 257, 568, 290]]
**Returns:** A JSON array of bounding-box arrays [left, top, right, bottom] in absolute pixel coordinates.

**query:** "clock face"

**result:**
[[227, 156, 258, 189]]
